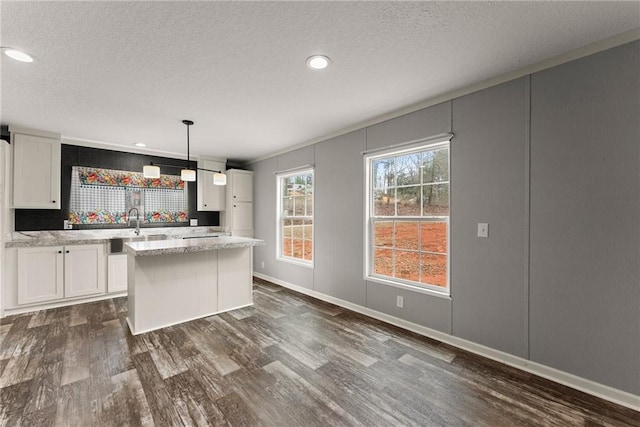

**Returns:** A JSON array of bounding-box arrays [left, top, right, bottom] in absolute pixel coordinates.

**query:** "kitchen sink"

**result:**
[[108, 234, 169, 254]]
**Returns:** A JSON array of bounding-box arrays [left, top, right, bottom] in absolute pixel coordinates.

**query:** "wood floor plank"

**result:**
[[111, 368, 154, 426], [0, 280, 637, 427], [60, 326, 89, 386]]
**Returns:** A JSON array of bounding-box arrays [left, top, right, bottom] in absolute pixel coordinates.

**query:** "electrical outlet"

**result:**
[[261, 261, 265, 269], [396, 295, 404, 308], [477, 223, 489, 238]]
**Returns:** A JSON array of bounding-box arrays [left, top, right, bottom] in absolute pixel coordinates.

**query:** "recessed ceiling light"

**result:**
[[134, 143, 147, 147], [2, 48, 34, 63], [306, 55, 330, 70]]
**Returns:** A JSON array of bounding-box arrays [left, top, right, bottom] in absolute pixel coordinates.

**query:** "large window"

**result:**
[[366, 141, 449, 293], [277, 169, 314, 266]]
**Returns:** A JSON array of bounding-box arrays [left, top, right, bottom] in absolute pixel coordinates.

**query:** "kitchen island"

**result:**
[[125, 235, 264, 335]]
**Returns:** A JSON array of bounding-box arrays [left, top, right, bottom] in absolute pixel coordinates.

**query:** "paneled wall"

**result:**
[[249, 40, 640, 395], [14, 144, 219, 230]]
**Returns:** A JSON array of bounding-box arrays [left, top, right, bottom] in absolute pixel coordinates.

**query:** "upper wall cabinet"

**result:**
[[197, 159, 226, 211], [227, 169, 253, 202], [11, 128, 61, 209]]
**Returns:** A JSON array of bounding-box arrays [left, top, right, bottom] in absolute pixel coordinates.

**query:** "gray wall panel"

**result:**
[[450, 78, 528, 358], [276, 145, 314, 172], [366, 281, 452, 333], [249, 157, 278, 277], [366, 101, 451, 150], [529, 41, 640, 394], [313, 130, 366, 304]]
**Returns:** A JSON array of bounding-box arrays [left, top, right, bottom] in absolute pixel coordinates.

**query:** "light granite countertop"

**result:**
[[125, 236, 265, 256], [5, 227, 226, 248]]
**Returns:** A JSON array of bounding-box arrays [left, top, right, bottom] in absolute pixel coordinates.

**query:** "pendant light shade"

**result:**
[[181, 169, 196, 181], [213, 172, 227, 186], [181, 119, 196, 182], [143, 164, 160, 178]]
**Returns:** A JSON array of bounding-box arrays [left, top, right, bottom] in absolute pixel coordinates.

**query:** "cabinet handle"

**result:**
[[58, 250, 62, 254], [52, 200, 56, 203], [65, 250, 69, 253], [233, 195, 236, 198], [204, 204, 207, 207], [234, 204, 237, 208]]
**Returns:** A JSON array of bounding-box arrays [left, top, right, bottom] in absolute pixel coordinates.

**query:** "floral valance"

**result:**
[[77, 167, 185, 190]]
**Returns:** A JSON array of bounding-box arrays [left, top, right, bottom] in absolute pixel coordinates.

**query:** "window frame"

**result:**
[[364, 138, 451, 296], [276, 168, 315, 268]]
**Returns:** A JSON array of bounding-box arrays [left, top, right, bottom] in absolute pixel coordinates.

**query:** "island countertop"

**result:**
[[125, 235, 265, 256], [4, 226, 225, 248]]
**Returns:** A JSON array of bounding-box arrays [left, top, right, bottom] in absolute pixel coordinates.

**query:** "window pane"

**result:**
[[395, 250, 419, 281], [423, 148, 449, 183], [374, 248, 393, 276], [283, 196, 293, 216], [374, 189, 396, 216], [421, 222, 447, 253], [303, 240, 312, 261], [396, 153, 421, 186], [305, 196, 313, 216], [423, 183, 449, 215], [395, 221, 419, 250], [374, 221, 393, 247], [282, 219, 293, 237], [373, 158, 394, 189], [292, 239, 304, 259], [397, 186, 421, 216], [283, 238, 292, 257], [293, 196, 305, 216], [303, 220, 313, 239], [292, 219, 304, 239], [420, 254, 447, 287]]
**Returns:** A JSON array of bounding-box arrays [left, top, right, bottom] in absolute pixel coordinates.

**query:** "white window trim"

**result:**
[[363, 136, 452, 296], [276, 168, 315, 268]]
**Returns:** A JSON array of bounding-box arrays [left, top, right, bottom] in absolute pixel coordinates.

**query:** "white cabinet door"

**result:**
[[107, 254, 128, 293], [232, 201, 253, 232], [12, 131, 61, 209], [197, 159, 226, 211], [230, 170, 253, 202], [64, 244, 106, 298], [17, 246, 64, 305]]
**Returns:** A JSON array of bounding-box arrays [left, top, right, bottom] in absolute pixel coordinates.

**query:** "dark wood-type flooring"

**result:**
[[1, 279, 638, 426]]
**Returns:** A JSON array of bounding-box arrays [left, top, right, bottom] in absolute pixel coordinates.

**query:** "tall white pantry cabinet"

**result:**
[[224, 169, 253, 237]]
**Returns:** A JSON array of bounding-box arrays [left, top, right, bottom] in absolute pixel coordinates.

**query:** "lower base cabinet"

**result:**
[[17, 244, 106, 306]]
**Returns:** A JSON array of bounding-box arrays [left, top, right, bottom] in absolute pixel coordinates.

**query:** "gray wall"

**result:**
[[529, 41, 640, 393], [249, 41, 640, 395]]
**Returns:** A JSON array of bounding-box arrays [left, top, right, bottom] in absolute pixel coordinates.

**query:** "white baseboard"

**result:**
[[254, 272, 640, 412], [2, 291, 127, 317]]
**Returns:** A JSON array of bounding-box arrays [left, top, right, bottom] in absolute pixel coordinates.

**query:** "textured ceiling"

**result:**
[[1, 1, 639, 162]]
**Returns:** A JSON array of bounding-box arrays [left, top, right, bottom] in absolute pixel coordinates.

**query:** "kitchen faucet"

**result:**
[[127, 207, 140, 236]]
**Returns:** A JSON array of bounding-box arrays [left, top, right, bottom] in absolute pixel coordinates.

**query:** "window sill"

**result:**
[[277, 256, 314, 269], [365, 275, 451, 300]]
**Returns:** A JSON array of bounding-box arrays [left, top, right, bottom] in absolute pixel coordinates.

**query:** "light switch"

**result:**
[[190, 219, 198, 226], [477, 223, 489, 238]]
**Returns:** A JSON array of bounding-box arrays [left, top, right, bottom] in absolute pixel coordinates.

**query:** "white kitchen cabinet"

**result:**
[[64, 244, 106, 298], [107, 254, 128, 293], [197, 159, 226, 211], [17, 244, 105, 305], [11, 128, 61, 209], [17, 246, 64, 305], [225, 169, 254, 237]]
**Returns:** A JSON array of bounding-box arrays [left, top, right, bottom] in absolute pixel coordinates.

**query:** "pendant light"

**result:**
[[180, 119, 196, 182], [141, 119, 227, 185], [143, 164, 160, 178]]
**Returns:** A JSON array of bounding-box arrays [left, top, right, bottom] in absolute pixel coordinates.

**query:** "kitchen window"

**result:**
[[277, 169, 314, 266], [365, 139, 450, 294]]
